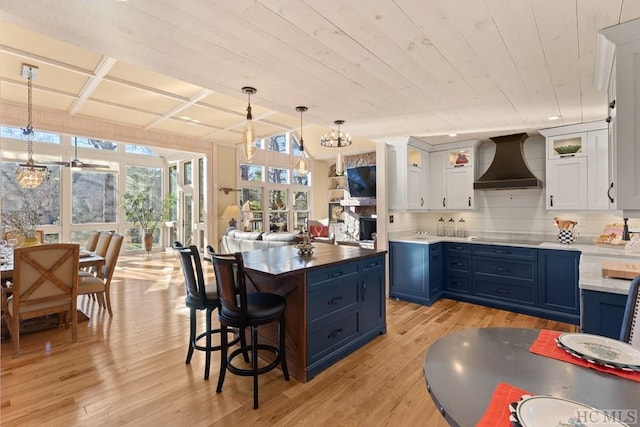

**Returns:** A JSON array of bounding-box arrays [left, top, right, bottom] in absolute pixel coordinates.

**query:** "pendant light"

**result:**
[[295, 106, 309, 177], [16, 64, 50, 188], [320, 120, 352, 176], [241, 86, 257, 163]]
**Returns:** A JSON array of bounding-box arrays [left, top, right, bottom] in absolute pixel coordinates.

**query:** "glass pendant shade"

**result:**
[[242, 120, 256, 163], [16, 161, 49, 188], [335, 151, 344, 176]]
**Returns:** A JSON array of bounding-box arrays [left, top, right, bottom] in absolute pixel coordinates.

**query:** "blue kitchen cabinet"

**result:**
[[389, 242, 442, 305], [581, 290, 626, 339], [444, 243, 472, 296], [538, 249, 580, 324]]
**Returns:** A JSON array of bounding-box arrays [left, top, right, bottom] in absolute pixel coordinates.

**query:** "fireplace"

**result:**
[[359, 218, 377, 241]]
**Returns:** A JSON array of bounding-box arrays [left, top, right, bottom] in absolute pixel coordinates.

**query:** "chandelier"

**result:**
[[320, 120, 352, 176], [241, 86, 257, 163], [320, 120, 352, 148], [294, 106, 309, 177], [16, 64, 50, 189]]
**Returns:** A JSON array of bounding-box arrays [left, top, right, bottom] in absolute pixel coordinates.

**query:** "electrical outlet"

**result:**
[[389, 215, 394, 223]]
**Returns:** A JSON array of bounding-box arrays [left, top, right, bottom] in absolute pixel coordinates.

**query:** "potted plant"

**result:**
[[122, 192, 176, 253]]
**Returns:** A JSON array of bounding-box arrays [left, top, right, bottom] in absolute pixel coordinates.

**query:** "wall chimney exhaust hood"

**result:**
[[473, 133, 542, 190]]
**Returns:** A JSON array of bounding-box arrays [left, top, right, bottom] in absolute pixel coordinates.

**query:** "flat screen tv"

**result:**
[[346, 165, 376, 198]]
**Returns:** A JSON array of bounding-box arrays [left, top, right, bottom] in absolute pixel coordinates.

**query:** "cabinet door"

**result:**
[[586, 129, 611, 210], [581, 290, 626, 339], [429, 244, 443, 299], [359, 256, 385, 334], [389, 242, 428, 304], [546, 157, 587, 210], [429, 151, 446, 210], [446, 168, 474, 209], [538, 249, 580, 320], [407, 165, 425, 209]]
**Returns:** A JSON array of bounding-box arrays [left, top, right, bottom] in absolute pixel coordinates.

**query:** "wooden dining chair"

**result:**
[[78, 233, 123, 316], [85, 231, 100, 252], [94, 231, 113, 257], [1, 243, 80, 358]]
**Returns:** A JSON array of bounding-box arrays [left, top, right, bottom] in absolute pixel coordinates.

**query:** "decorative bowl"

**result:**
[[554, 145, 581, 155]]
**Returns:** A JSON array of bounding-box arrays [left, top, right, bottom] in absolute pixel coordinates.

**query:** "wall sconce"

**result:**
[[219, 187, 240, 195]]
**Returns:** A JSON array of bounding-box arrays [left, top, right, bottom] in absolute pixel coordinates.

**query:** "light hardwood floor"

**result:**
[[1, 252, 576, 426]]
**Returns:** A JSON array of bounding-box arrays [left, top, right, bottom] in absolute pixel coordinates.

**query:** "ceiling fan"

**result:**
[[47, 138, 110, 169]]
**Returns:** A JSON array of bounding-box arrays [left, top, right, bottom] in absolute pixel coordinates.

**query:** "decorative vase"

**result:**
[[144, 233, 153, 253], [21, 236, 40, 247]]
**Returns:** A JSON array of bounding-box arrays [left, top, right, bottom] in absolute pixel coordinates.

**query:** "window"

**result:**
[[1, 162, 61, 226], [198, 158, 205, 222], [183, 161, 192, 185], [125, 165, 163, 250], [74, 136, 118, 151], [125, 143, 159, 156], [71, 170, 118, 224], [237, 130, 311, 233], [1, 125, 60, 144]]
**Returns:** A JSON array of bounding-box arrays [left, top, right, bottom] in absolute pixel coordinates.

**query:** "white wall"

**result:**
[[388, 135, 635, 241]]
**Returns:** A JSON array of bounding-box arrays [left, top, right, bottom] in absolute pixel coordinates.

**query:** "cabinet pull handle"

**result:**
[[468, 196, 471, 207], [495, 288, 511, 294], [420, 197, 424, 207], [550, 194, 554, 207], [494, 267, 510, 272], [442, 197, 446, 207], [328, 296, 343, 305], [432, 255, 440, 260], [454, 164, 464, 168], [328, 328, 343, 339], [330, 271, 343, 278], [366, 262, 378, 268], [362, 282, 367, 301], [494, 250, 511, 255], [607, 182, 615, 203], [559, 154, 575, 158], [609, 99, 616, 109]]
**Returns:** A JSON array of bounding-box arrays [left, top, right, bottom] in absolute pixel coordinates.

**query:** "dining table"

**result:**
[[423, 327, 640, 427], [1, 249, 106, 283]]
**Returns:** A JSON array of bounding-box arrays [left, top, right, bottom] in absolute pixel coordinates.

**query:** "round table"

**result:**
[[423, 327, 640, 426]]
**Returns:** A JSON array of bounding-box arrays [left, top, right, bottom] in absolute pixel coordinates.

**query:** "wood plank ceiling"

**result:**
[[0, 0, 638, 160]]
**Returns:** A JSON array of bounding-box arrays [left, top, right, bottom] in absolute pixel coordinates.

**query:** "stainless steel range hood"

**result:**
[[473, 133, 543, 190]]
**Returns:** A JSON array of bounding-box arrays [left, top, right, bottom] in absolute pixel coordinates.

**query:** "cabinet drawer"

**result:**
[[474, 257, 537, 281], [307, 310, 359, 364], [472, 244, 537, 261], [359, 255, 384, 272], [308, 281, 359, 323], [446, 243, 470, 254], [445, 274, 471, 293], [446, 254, 470, 273], [474, 279, 536, 305], [307, 263, 358, 287]]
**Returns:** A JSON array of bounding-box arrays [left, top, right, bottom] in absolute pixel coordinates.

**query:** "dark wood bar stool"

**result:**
[[175, 244, 238, 380], [211, 252, 290, 409]]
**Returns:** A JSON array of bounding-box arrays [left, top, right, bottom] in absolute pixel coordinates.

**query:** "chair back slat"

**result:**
[[211, 252, 248, 318]]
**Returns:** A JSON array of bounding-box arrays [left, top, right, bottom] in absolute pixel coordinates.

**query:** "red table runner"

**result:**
[[476, 382, 530, 427], [530, 329, 640, 382]]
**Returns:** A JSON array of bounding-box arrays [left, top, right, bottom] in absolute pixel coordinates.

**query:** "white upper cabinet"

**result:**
[[595, 19, 640, 217], [540, 122, 608, 211], [429, 141, 477, 211], [387, 137, 429, 211]]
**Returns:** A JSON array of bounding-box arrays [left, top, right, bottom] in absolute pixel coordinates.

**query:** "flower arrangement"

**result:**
[[1, 200, 42, 238]]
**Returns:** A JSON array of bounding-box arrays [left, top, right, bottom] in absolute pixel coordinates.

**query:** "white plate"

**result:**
[[558, 333, 640, 368], [516, 395, 630, 426]]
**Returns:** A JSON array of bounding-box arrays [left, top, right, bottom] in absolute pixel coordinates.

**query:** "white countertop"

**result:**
[[389, 233, 640, 295]]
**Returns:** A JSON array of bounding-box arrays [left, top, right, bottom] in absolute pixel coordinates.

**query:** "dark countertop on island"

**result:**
[[241, 244, 387, 276]]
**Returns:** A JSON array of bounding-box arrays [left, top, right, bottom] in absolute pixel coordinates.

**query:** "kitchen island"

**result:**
[[241, 244, 387, 382]]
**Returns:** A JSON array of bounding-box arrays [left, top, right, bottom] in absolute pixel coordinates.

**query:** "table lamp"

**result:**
[[221, 204, 242, 228]]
